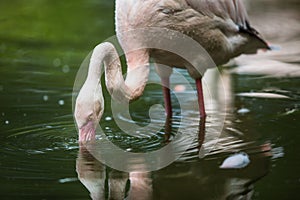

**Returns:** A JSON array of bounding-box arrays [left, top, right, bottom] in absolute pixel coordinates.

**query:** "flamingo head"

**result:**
[[74, 83, 104, 142]]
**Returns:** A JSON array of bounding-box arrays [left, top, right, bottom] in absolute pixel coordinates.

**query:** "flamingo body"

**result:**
[[75, 0, 269, 141]]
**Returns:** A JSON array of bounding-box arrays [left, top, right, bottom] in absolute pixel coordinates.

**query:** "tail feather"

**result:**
[[239, 21, 271, 54]]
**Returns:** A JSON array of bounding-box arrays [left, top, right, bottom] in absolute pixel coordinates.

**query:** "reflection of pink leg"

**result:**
[[198, 116, 206, 147], [161, 77, 172, 117], [196, 78, 206, 118]]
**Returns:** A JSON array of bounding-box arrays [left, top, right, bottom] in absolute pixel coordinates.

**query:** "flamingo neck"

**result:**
[[85, 43, 150, 102]]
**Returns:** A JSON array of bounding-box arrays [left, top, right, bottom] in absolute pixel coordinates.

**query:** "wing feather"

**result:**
[[186, 0, 249, 28], [185, 0, 270, 50]]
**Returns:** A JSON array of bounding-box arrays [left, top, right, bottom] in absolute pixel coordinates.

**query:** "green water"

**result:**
[[0, 1, 299, 199]]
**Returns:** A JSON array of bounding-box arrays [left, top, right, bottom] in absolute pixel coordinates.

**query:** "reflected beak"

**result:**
[[78, 120, 96, 142]]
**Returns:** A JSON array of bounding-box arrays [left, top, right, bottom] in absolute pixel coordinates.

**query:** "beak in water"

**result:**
[[79, 120, 96, 142]]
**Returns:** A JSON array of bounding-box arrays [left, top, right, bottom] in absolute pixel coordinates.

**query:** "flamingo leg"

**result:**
[[161, 77, 172, 117], [196, 78, 206, 118]]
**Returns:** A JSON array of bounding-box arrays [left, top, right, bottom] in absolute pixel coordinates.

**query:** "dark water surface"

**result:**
[[0, 0, 299, 199]]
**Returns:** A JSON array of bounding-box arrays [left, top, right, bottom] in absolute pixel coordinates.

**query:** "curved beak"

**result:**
[[78, 120, 96, 142]]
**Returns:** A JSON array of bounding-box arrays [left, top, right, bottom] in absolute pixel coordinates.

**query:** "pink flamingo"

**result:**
[[75, 0, 269, 142]]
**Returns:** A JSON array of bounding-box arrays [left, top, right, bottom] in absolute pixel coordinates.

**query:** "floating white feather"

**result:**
[[220, 152, 250, 169]]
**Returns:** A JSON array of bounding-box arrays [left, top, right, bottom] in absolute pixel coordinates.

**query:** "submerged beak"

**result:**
[[78, 120, 96, 142]]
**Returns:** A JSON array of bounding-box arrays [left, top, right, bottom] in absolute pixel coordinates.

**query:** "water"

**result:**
[[0, 0, 299, 199]]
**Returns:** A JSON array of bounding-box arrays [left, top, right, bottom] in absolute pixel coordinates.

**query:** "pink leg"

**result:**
[[161, 77, 172, 117], [196, 78, 206, 118]]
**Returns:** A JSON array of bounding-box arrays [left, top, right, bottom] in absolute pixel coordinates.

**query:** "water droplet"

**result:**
[[23, 113, 27, 117], [271, 147, 285, 159], [28, 150, 45, 155], [58, 100, 65, 106], [237, 108, 250, 114], [43, 95, 49, 101], [46, 125, 53, 129], [5, 120, 9, 125], [105, 116, 112, 121], [58, 177, 78, 184], [53, 58, 61, 67], [283, 108, 297, 116], [105, 126, 110, 130], [62, 65, 70, 73], [1, 112, 5, 116], [126, 148, 132, 152]]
